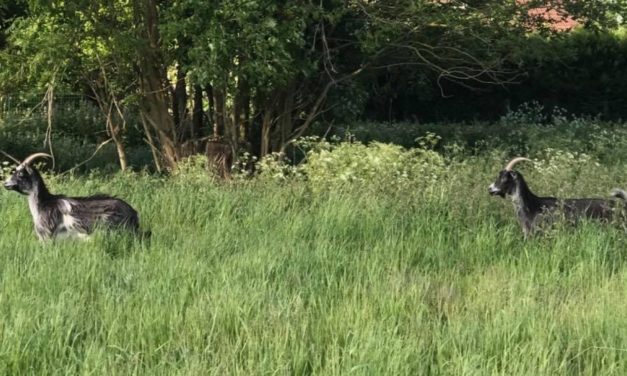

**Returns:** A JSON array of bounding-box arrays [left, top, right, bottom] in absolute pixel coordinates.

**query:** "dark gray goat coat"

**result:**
[[489, 166, 626, 238], [4, 163, 139, 240]]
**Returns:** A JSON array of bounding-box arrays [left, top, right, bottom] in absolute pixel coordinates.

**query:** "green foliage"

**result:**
[[0, 135, 626, 373], [0, 13, 77, 93], [517, 29, 627, 117], [325, 80, 370, 123], [0, 0, 138, 96], [254, 152, 305, 182], [2, 0, 625, 161], [330, 103, 627, 165], [303, 139, 446, 193], [171, 154, 214, 184], [166, 0, 316, 91], [240, 133, 447, 191], [359, 27, 627, 123], [0, 104, 149, 172], [560, 0, 626, 29]]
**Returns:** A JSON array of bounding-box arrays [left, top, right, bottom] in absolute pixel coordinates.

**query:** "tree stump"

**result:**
[[206, 140, 232, 179]]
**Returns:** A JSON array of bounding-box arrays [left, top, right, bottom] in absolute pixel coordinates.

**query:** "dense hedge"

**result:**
[[362, 29, 627, 122]]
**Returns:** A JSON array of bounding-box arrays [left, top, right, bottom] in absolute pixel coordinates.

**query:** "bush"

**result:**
[[327, 103, 627, 164], [303, 140, 446, 193]]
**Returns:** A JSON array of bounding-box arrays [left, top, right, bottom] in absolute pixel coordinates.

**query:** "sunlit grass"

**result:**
[[0, 156, 625, 375]]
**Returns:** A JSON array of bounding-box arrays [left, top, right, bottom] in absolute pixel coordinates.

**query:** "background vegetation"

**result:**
[[1, 0, 626, 170], [1, 113, 627, 374], [1, 0, 627, 374]]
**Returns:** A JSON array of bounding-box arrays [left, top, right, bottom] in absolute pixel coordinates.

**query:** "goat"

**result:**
[[3, 153, 143, 240], [488, 157, 626, 238]]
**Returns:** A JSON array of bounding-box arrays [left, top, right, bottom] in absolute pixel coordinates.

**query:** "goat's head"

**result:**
[[488, 157, 532, 198], [3, 153, 51, 195]]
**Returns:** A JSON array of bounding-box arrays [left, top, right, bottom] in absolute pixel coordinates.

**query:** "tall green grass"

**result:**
[[0, 153, 625, 375]]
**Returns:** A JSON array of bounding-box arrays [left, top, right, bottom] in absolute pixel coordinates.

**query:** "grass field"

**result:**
[[0, 145, 626, 375]]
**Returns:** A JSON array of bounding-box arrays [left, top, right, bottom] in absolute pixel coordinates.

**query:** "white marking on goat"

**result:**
[[61, 214, 77, 231], [509, 185, 523, 206], [28, 194, 40, 226], [60, 199, 73, 213]]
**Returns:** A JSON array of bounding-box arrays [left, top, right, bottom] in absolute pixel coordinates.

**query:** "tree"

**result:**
[[1, 0, 624, 170]]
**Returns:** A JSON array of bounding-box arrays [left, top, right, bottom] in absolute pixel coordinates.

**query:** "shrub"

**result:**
[[303, 140, 446, 193], [254, 152, 305, 183], [172, 154, 214, 184]]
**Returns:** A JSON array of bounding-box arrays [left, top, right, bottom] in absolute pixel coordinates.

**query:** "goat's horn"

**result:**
[[19, 153, 52, 168], [504, 157, 532, 171]]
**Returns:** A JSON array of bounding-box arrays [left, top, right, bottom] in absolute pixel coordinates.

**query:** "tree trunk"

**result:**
[[243, 91, 251, 141], [172, 65, 188, 141], [279, 91, 294, 148], [192, 85, 204, 139], [107, 108, 128, 171], [270, 91, 291, 152], [140, 113, 163, 173], [214, 87, 238, 157], [260, 109, 274, 157], [88, 82, 129, 171], [224, 111, 238, 159], [111, 126, 129, 171], [205, 84, 215, 137], [134, 0, 179, 169], [234, 79, 249, 143], [213, 88, 226, 139]]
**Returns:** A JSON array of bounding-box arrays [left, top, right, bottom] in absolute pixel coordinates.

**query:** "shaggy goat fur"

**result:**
[[4, 153, 141, 240], [488, 157, 626, 238]]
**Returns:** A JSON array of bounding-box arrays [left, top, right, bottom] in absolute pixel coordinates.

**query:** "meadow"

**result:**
[[0, 118, 627, 375]]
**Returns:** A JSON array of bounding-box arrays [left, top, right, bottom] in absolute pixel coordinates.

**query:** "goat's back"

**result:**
[[559, 197, 623, 221], [66, 194, 140, 232]]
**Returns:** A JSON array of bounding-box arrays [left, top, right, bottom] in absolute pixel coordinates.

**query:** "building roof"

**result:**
[[520, 0, 579, 31]]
